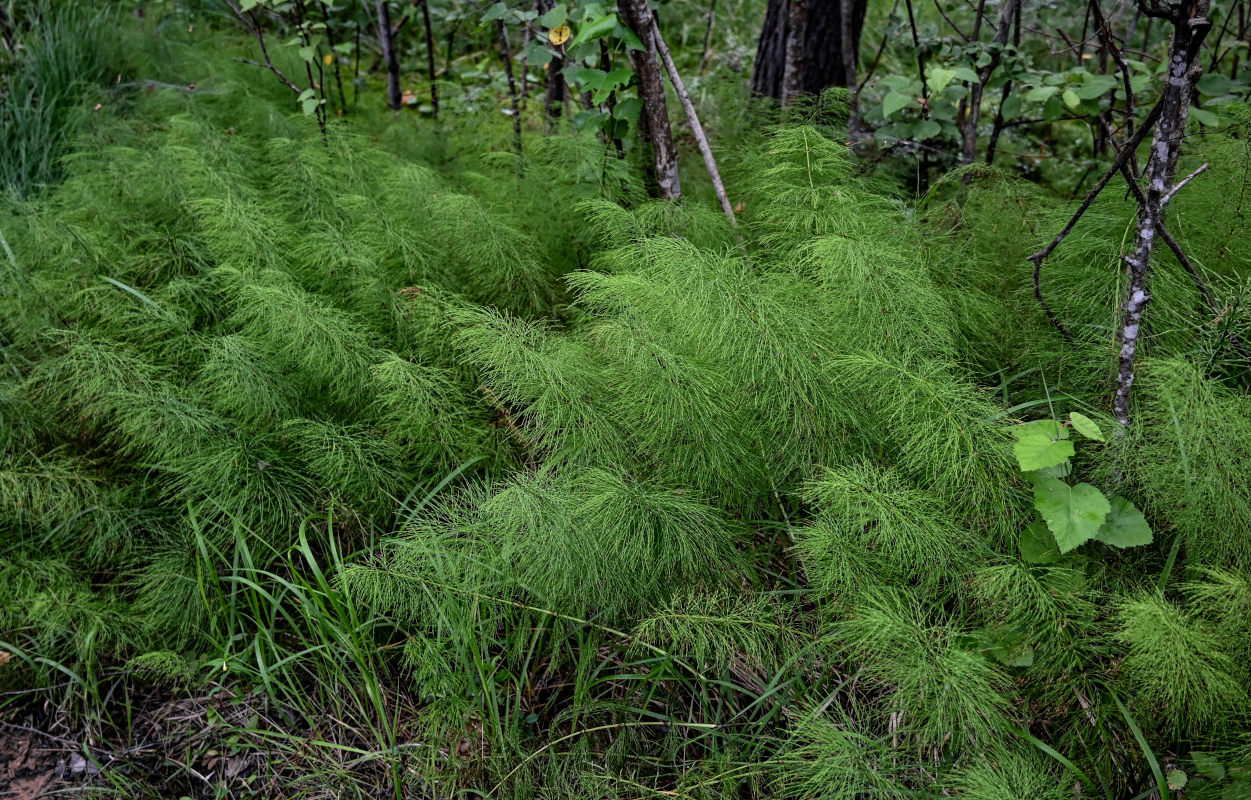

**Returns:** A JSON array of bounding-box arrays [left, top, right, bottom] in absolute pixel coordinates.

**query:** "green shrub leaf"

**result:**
[[1012, 419, 1074, 471], [1095, 496, 1153, 548], [1019, 521, 1061, 564], [1191, 752, 1224, 781], [570, 12, 619, 46], [1068, 411, 1104, 441], [1033, 479, 1111, 553], [882, 91, 913, 119]]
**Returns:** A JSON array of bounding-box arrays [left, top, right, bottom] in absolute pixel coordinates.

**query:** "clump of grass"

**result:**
[[0, 1, 118, 197]]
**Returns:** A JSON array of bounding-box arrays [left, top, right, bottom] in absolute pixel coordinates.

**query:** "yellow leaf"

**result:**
[[323, 53, 335, 66], [549, 24, 571, 46]]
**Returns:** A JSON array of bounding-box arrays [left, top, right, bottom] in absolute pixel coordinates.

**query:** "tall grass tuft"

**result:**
[[0, 2, 117, 198]]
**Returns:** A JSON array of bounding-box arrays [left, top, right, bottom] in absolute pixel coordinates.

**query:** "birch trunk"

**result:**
[[1113, 0, 1212, 426]]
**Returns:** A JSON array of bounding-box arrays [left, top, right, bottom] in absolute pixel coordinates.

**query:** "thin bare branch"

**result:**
[[1162, 162, 1210, 206], [650, 16, 739, 231], [224, 0, 303, 96]]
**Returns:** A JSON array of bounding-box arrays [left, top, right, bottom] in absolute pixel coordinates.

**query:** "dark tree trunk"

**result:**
[[537, 0, 566, 128], [960, 0, 1019, 165], [496, 20, 523, 159], [376, 0, 402, 110], [620, 0, 682, 199], [544, 56, 568, 126], [319, 1, 347, 114], [751, 0, 867, 101], [417, 0, 438, 115]]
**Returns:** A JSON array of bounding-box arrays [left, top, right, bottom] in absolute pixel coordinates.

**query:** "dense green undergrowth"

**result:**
[[4, 9, 1251, 800]]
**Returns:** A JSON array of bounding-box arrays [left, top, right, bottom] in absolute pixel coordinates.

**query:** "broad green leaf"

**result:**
[[912, 120, 942, 140], [1043, 94, 1063, 121], [1068, 411, 1104, 441], [882, 91, 913, 118], [1033, 479, 1111, 553], [1000, 93, 1021, 119], [954, 66, 980, 84], [618, 26, 646, 51], [612, 96, 642, 120], [931, 98, 957, 121], [927, 67, 957, 93], [977, 626, 1035, 667], [538, 4, 566, 27], [1197, 73, 1234, 96], [481, 2, 509, 22], [570, 12, 619, 46], [1192, 752, 1225, 782], [240, 0, 262, 9], [1026, 462, 1071, 480], [1191, 108, 1220, 127], [980, 628, 1030, 666], [1168, 770, 1188, 790], [1020, 521, 1061, 564], [1062, 89, 1081, 110], [1075, 74, 1119, 99], [1094, 496, 1153, 548], [1012, 419, 1074, 471], [880, 74, 912, 92], [572, 67, 607, 90], [994, 642, 1034, 667], [1026, 85, 1058, 102], [876, 122, 915, 143], [572, 108, 605, 132], [302, 96, 319, 115], [524, 40, 553, 66], [601, 66, 633, 89]]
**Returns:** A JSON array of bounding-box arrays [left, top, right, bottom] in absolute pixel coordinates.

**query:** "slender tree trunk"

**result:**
[[496, 20, 523, 159], [620, 0, 681, 199], [1114, 0, 1212, 426], [520, 17, 531, 99], [698, 0, 718, 75], [839, 0, 861, 134], [961, 0, 1019, 164], [319, 2, 348, 114], [417, 0, 438, 115], [353, 22, 362, 107], [985, 0, 1021, 165], [376, 0, 402, 110], [538, 0, 568, 128], [544, 54, 568, 128]]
